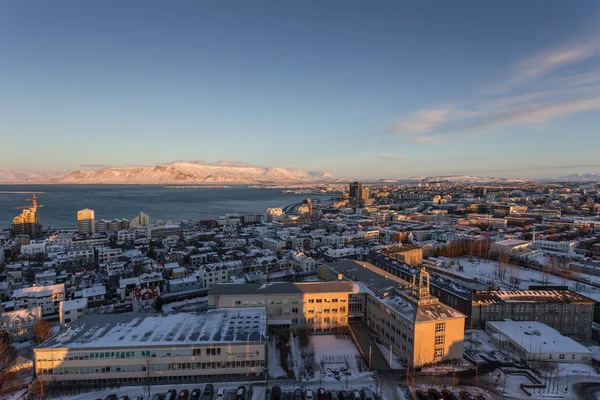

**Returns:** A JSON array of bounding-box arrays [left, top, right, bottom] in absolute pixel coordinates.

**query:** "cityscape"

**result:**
[[2, 1, 600, 400], [2, 179, 600, 400]]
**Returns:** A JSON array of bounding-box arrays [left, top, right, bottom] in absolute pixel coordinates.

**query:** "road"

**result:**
[[574, 382, 600, 400]]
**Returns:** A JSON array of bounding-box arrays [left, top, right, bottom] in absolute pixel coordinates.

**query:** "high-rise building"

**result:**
[[349, 181, 361, 201], [130, 211, 151, 227], [12, 194, 42, 238], [77, 209, 95, 235]]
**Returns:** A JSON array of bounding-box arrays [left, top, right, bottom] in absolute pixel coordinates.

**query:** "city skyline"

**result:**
[[2, 1, 600, 179]]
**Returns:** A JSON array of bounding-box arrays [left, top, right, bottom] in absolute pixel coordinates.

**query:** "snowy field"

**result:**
[[431, 256, 600, 302]]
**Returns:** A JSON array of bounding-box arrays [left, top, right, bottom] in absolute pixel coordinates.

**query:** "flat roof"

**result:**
[[493, 239, 530, 247], [473, 289, 595, 304], [328, 260, 408, 295], [39, 308, 267, 350], [487, 321, 591, 354], [209, 281, 359, 296]]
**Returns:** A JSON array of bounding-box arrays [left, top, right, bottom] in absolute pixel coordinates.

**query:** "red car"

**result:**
[[178, 390, 189, 400], [317, 388, 329, 400]]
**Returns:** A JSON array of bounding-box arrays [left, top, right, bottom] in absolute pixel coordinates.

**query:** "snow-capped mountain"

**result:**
[[540, 173, 600, 182], [399, 175, 529, 184], [0, 170, 56, 184], [46, 162, 337, 185]]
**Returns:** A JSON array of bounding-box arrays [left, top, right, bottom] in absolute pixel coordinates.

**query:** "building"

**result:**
[[266, 208, 284, 222], [12, 284, 65, 317], [59, 299, 88, 328], [325, 260, 466, 367], [149, 225, 182, 239], [379, 245, 423, 267], [132, 287, 160, 313], [130, 212, 151, 227], [349, 182, 370, 206], [262, 237, 286, 253], [34, 308, 267, 386], [67, 244, 95, 263], [0, 307, 42, 342], [97, 247, 123, 263], [490, 239, 532, 258], [472, 290, 594, 339], [167, 277, 200, 294], [12, 194, 42, 238], [486, 321, 591, 364], [77, 209, 95, 235], [80, 286, 106, 308], [291, 252, 317, 274], [532, 240, 575, 254]]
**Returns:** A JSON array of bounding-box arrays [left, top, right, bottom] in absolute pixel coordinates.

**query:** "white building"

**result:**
[[117, 230, 135, 242], [167, 276, 200, 294], [20, 242, 46, 258], [486, 321, 591, 364], [67, 245, 94, 263], [77, 209, 95, 235], [59, 299, 88, 328], [132, 287, 160, 313], [0, 307, 42, 342], [80, 286, 106, 308], [96, 247, 123, 263], [34, 308, 267, 386], [12, 284, 65, 317], [532, 240, 575, 254], [262, 237, 286, 253], [292, 252, 317, 274]]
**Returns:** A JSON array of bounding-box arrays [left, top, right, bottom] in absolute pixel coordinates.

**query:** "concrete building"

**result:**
[[532, 240, 575, 254], [490, 239, 532, 257], [59, 299, 88, 328], [77, 209, 95, 235], [379, 245, 423, 267], [486, 321, 591, 364], [471, 290, 594, 339], [167, 277, 200, 294], [97, 247, 123, 263], [12, 284, 65, 317], [130, 212, 151, 227], [67, 244, 95, 263], [34, 308, 267, 386], [20, 243, 46, 258], [291, 252, 317, 274], [0, 307, 42, 342], [150, 225, 182, 239], [80, 286, 106, 308], [262, 237, 286, 253]]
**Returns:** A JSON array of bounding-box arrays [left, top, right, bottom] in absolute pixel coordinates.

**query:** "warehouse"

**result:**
[[34, 308, 266, 387]]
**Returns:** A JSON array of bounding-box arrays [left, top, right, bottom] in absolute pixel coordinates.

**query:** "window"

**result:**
[[435, 335, 444, 346], [434, 348, 443, 359], [559, 354, 565, 360], [435, 322, 445, 333]]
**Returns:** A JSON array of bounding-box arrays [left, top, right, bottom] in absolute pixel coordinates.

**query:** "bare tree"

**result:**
[[32, 320, 54, 343], [29, 377, 47, 400]]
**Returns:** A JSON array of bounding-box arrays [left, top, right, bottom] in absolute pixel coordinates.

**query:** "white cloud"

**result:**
[[391, 108, 453, 134]]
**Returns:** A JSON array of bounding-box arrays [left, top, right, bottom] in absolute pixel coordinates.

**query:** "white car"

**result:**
[[215, 389, 226, 400], [305, 390, 314, 400]]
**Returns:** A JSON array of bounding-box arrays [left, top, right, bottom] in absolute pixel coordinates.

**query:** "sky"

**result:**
[[1, 1, 600, 180]]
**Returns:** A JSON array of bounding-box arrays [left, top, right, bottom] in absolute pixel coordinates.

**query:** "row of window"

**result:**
[[38, 360, 265, 376]]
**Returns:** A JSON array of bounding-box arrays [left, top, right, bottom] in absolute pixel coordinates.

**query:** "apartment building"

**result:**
[[532, 240, 575, 254], [59, 299, 88, 328], [97, 247, 123, 263], [12, 284, 65, 317], [77, 209, 95, 235], [167, 277, 200, 294], [34, 308, 267, 387]]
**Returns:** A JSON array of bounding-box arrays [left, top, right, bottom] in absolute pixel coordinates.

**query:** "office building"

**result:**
[[77, 209, 95, 235], [34, 308, 267, 386]]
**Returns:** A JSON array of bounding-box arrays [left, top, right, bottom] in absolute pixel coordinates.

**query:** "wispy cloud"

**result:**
[[390, 108, 453, 134], [379, 155, 404, 162], [390, 33, 600, 145]]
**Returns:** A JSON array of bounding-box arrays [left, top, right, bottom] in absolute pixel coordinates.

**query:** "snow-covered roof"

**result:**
[[82, 285, 106, 298], [487, 321, 591, 354], [39, 308, 267, 349], [12, 284, 64, 299], [61, 298, 88, 312]]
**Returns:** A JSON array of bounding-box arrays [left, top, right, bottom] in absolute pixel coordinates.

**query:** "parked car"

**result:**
[[201, 384, 214, 400], [119, 396, 129, 400], [214, 388, 226, 400], [190, 389, 202, 400], [415, 390, 428, 400], [166, 390, 178, 400], [428, 389, 444, 400], [459, 392, 474, 400], [329, 390, 339, 400], [316, 388, 328, 400], [350, 391, 361, 400], [338, 390, 350, 400], [306, 390, 315, 400], [236, 386, 247, 400], [105, 396, 118, 400], [293, 389, 303, 400], [178, 390, 190, 400], [360, 388, 374, 400], [441, 389, 457, 400], [271, 386, 282, 400]]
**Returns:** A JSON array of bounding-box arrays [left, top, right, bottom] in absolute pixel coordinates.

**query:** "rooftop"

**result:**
[[61, 298, 88, 312], [473, 289, 595, 304], [39, 308, 267, 350], [209, 281, 359, 296], [487, 321, 591, 354], [328, 259, 408, 295]]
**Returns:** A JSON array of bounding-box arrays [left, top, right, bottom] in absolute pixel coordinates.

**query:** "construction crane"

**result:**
[[12, 193, 44, 210]]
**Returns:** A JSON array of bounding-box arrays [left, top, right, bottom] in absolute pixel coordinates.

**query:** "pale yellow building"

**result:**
[[77, 209, 95, 235]]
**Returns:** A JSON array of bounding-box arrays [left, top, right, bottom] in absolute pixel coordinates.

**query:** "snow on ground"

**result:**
[[268, 338, 287, 379], [311, 335, 365, 378], [377, 343, 403, 369], [434, 257, 600, 302]]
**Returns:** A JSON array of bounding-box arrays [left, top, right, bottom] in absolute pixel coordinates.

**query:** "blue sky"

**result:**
[[2, 1, 600, 179]]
